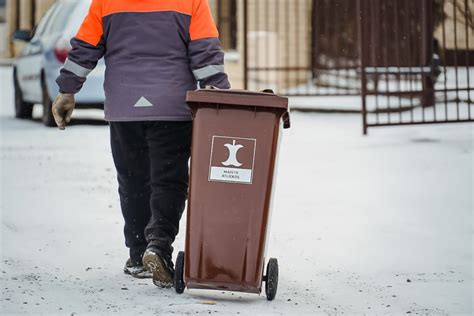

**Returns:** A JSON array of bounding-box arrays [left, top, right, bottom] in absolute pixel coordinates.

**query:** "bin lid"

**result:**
[[186, 88, 288, 111]]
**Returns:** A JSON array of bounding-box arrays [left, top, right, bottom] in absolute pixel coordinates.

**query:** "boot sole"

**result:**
[[124, 267, 153, 279], [143, 252, 174, 288]]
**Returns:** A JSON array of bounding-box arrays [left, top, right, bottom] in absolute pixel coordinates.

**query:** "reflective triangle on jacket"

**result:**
[[133, 96, 153, 107]]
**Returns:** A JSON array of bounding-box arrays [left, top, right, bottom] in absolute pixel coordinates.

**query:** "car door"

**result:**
[[16, 2, 61, 102]]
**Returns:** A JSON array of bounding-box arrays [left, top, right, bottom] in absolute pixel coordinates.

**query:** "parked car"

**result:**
[[12, 0, 104, 126]]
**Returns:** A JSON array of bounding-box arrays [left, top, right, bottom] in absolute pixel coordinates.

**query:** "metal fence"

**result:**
[[242, 0, 365, 96], [240, 0, 474, 134], [359, 0, 473, 134]]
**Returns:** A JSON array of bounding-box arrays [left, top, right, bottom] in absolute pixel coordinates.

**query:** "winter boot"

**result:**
[[142, 248, 174, 288], [123, 258, 152, 279]]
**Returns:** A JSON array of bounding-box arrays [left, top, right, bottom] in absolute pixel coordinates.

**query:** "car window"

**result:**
[[44, 1, 79, 35], [30, 3, 59, 40], [64, 0, 92, 38], [42, 2, 66, 35]]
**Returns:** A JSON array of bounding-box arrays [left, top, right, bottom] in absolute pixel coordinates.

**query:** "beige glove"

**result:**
[[52, 93, 75, 130]]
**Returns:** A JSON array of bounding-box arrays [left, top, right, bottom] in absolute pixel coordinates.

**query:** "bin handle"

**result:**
[[260, 89, 290, 129], [282, 111, 291, 129], [203, 87, 290, 128]]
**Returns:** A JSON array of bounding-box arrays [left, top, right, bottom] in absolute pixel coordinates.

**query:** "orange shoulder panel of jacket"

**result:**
[[75, 0, 103, 46], [101, 0, 193, 17], [189, 0, 219, 41]]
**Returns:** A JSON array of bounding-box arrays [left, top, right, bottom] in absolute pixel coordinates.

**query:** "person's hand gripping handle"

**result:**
[[52, 93, 75, 130]]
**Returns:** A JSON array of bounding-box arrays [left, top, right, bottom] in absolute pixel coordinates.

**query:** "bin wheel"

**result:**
[[265, 258, 278, 301], [174, 251, 185, 294]]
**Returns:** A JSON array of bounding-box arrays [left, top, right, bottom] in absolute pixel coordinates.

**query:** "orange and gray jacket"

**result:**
[[56, 0, 230, 121]]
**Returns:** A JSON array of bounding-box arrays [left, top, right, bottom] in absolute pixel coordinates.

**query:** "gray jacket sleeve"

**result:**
[[188, 0, 230, 89], [56, 37, 105, 94], [188, 37, 230, 89], [55, 0, 105, 94]]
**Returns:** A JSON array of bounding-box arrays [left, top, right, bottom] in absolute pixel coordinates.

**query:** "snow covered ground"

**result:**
[[0, 65, 473, 315]]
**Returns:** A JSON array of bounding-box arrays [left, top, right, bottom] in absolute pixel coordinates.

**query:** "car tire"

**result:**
[[41, 73, 56, 127], [13, 70, 33, 119]]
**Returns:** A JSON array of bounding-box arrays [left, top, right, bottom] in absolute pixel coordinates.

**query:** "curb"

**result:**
[[291, 107, 361, 114], [0, 59, 14, 66], [291, 104, 419, 114]]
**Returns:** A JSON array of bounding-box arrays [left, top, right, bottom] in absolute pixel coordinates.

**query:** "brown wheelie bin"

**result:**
[[174, 88, 290, 301]]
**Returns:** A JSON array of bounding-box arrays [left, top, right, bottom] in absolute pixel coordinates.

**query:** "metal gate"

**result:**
[[358, 0, 473, 134], [242, 0, 361, 96], [240, 0, 474, 134]]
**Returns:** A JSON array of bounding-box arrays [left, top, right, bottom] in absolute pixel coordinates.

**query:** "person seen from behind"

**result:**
[[52, 0, 230, 287]]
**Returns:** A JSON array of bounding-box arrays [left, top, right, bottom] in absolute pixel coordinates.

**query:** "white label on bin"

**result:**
[[208, 136, 256, 184]]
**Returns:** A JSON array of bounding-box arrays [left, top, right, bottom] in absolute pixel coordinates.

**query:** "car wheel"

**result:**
[[13, 70, 33, 119], [41, 74, 56, 127]]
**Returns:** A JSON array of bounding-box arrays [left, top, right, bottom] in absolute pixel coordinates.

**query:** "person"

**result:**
[[52, 0, 230, 288]]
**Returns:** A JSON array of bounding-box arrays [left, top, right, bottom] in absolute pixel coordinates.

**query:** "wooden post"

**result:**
[[421, 0, 435, 107], [6, 0, 19, 57], [19, 0, 33, 30], [35, 0, 55, 24]]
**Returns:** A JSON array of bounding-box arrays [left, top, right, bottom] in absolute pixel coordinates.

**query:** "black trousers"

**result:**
[[110, 121, 192, 265]]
